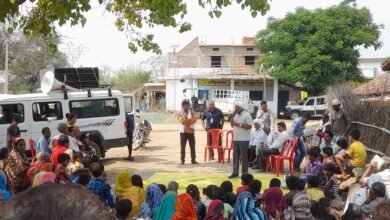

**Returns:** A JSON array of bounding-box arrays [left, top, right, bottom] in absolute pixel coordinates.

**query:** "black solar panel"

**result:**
[[54, 67, 100, 89]]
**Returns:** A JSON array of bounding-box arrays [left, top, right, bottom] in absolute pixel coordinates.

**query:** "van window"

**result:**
[[317, 98, 326, 105], [69, 99, 120, 118], [123, 97, 133, 113], [32, 102, 64, 121], [306, 99, 315, 106], [0, 104, 24, 124]]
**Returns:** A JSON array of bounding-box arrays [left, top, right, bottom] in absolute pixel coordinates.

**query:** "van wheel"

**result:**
[[89, 141, 101, 161], [290, 111, 301, 120]]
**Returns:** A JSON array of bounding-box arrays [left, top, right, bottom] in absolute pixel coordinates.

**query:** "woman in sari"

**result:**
[[115, 171, 146, 218], [233, 190, 266, 220], [5, 137, 30, 193], [140, 183, 164, 219], [154, 193, 177, 220], [171, 193, 198, 220], [205, 199, 225, 220]]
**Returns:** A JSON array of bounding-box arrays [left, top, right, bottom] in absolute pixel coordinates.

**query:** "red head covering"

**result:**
[[171, 193, 197, 220], [205, 199, 224, 220]]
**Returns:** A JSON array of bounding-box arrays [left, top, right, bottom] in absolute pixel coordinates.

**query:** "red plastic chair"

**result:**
[[223, 130, 234, 163], [265, 138, 290, 173], [29, 139, 36, 158], [274, 137, 299, 177], [204, 129, 224, 163]]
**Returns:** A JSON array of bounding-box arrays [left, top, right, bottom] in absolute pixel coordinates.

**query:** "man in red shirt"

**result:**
[[51, 135, 70, 166]]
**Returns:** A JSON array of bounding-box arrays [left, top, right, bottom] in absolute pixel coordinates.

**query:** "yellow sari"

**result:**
[[115, 171, 146, 218]]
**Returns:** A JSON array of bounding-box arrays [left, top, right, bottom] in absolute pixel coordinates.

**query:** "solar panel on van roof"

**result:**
[[54, 67, 100, 89]]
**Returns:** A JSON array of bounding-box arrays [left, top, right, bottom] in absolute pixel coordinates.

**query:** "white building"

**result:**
[[161, 37, 301, 117], [358, 58, 386, 79]]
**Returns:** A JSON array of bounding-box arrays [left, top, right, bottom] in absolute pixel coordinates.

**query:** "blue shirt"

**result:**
[[290, 117, 305, 137], [87, 178, 115, 209], [202, 108, 224, 130], [35, 136, 51, 154]]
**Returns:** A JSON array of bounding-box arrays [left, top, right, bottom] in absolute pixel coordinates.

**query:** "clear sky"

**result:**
[[58, 0, 390, 71]]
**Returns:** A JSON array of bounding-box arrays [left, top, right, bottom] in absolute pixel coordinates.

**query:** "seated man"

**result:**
[[257, 122, 289, 171], [319, 131, 336, 152], [335, 129, 367, 179], [361, 182, 387, 216]]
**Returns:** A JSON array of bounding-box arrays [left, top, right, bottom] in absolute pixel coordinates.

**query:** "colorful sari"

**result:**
[[154, 193, 177, 220], [140, 183, 164, 218], [32, 171, 56, 187], [205, 199, 225, 220], [171, 193, 197, 220], [233, 190, 266, 220]]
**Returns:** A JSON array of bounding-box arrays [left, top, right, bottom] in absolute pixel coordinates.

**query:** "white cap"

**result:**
[[332, 99, 341, 106], [235, 100, 247, 110]]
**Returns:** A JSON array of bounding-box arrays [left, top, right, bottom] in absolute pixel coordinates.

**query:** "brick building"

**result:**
[[162, 37, 301, 116]]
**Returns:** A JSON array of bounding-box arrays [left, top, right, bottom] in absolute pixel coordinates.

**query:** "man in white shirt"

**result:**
[[256, 101, 275, 131], [319, 131, 336, 153], [258, 122, 290, 171], [251, 124, 270, 169], [229, 101, 253, 179]]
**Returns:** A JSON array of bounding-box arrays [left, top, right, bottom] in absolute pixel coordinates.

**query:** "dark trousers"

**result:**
[[232, 141, 249, 176], [127, 132, 133, 157], [207, 132, 222, 159], [259, 148, 280, 169], [180, 133, 196, 162], [294, 138, 306, 169], [248, 146, 256, 163]]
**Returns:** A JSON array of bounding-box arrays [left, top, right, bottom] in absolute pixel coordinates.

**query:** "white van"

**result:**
[[0, 85, 133, 159]]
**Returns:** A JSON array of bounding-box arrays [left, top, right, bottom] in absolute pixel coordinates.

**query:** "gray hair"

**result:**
[[57, 123, 68, 134]]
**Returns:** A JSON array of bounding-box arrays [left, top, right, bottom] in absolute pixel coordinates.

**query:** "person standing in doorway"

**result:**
[[290, 113, 311, 172], [7, 116, 21, 150], [201, 100, 224, 160], [256, 101, 275, 131], [331, 99, 350, 141], [125, 113, 135, 161], [178, 100, 199, 165], [229, 101, 253, 179]]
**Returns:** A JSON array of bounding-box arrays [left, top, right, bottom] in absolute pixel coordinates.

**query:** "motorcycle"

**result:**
[[133, 110, 152, 150]]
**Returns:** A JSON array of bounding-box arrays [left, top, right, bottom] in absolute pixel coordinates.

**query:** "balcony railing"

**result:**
[[165, 65, 257, 78]]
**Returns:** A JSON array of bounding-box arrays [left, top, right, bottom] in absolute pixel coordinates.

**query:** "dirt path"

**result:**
[[102, 118, 320, 185]]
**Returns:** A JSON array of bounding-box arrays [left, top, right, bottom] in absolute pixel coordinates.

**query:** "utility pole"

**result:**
[[4, 39, 9, 94]]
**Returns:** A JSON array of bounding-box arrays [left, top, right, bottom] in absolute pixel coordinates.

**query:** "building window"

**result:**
[[246, 47, 254, 51], [245, 56, 255, 65], [211, 56, 222, 67], [69, 99, 119, 118], [32, 102, 63, 121], [212, 48, 219, 52], [249, 91, 263, 101]]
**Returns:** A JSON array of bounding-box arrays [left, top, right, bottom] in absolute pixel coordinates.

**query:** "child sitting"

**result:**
[[87, 162, 115, 209], [220, 181, 236, 208], [306, 176, 325, 202], [249, 179, 262, 202], [76, 173, 91, 186], [56, 153, 71, 183], [335, 129, 367, 179], [236, 173, 254, 195], [318, 198, 336, 220], [67, 152, 85, 181], [320, 163, 340, 199], [300, 148, 323, 182], [322, 147, 335, 165], [335, 138, 348, 156], [116, 199, 132, 220]]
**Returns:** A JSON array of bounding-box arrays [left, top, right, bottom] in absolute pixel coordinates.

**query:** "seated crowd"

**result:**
[[0, 112, 389, 220]]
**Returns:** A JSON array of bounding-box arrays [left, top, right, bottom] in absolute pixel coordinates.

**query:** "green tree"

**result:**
[[256, 0, 381, 94], [0, 0, 270, 53], [112, 67, 151, 93], [0, 25, 68, 93]]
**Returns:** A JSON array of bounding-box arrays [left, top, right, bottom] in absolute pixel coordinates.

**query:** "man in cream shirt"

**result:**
[[257, 122, 290, 171], [229, 101, 253, 179]]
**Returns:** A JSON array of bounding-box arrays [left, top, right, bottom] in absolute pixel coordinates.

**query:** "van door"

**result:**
[[303, 98, 315, 116], [315, 97, 327, 116], [0, 103, 29, 150], [29, 101, 66, 145]]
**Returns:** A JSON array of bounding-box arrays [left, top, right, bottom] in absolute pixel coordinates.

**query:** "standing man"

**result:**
[[178, 100, 199, 165], [290, 113, 311, 172], [256, 101, 275, 130], [201, 100, 224, 160], [331, 99, 350, 141], [7, 116, 21, 150], [229, 101, 253, 179], [125, 112, 135, 161], [35, 127, 51, 154]]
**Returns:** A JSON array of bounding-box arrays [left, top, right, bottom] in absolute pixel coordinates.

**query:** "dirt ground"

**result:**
[[102, 116, 321, 186]]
